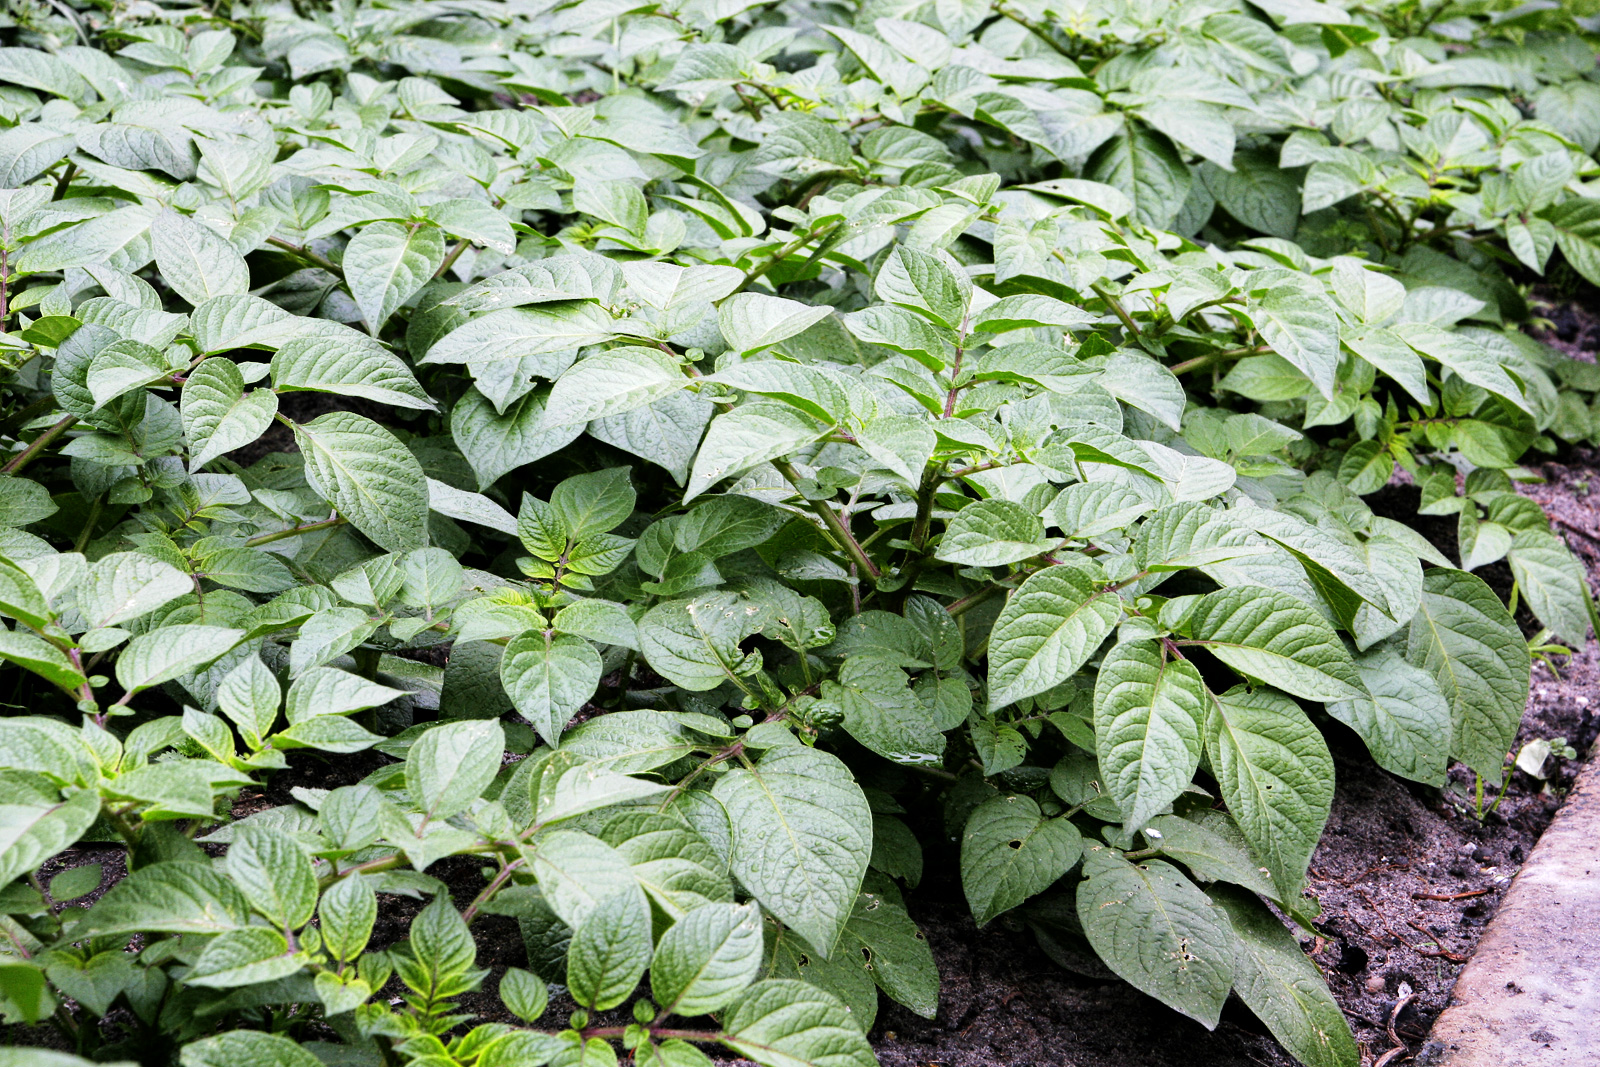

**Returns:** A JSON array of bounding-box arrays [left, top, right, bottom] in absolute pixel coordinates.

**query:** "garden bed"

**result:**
[[18, 445, 1596, 1067]]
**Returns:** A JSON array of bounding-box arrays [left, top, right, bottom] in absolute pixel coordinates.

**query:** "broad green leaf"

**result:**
[[1086, 127, 1192, 229], [685, 403, 826, 502], [1142, 814, 1277, 899], [1543, 199, 1600, 288], [343, 220, 446, 332], [421, 305, 617, 368], [528, 829, 640, 930], [1076, 846, 1236, 1028], [270, 331, 434, 410], [720, 979, 876, 1067], [1506, 530, 1592, 647], [987, 561, 1120, 710], [226, 823, 318, 929], [1326, 650, 1452, 786], [294, 411, 429, 553], [501, 631, 603, 747], [407, 719, 505, 821], [545, 347, 689, 427], [1202, 686, 1333, 900], [936, 499, 1054, 566], [1180, 586, 1363, 700], [650, 901, 763, 1015], [567, 885, 653, 1011], [712, 745, 870, 955], [1240, 288, 1341, 400], [180, 1030, 323, 1067], [718, 293, 834, 355], [452, 387, 583, 489], [874, 246, 968, 329], [961, 794, 1082, 926], [1095, 640, 1206, 831], [80, 552, 191, 628], [187, 927, 302, 988], [837, 890, 939, 1020], [1406, 568, 1531, 785], [638, 592, 764, 691], [1210, 887, 1359, 1067], [0, 792, 99, 886], [77, 861, 250, 936], [150, 209, 249, 306], [115, 625, 243, 694], [182, 358, 277, 471]]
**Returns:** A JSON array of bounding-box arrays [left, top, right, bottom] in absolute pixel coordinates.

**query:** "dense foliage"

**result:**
[[0, 0, 1598, 1065]]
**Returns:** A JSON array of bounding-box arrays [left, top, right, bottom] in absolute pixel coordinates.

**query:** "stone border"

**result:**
[[1417, 743, 1600, 1066]]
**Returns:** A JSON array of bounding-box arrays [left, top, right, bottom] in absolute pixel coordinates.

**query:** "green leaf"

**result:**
[[1406, 568, 1531, 785], [187, 927, 303, 988], [1202, 151, 1299, 238], [1075, 845, 1236, 1028], [1180, 586, 1363, 700], [77, 861, 251, 936], [318, 871, 377, 962], [1543, 198, 1600, 288], [650, 901, 763, 1016], [718, 293, 835, 355], [639, 592, 765, 692], [452, 387, 583, 489], [1202, 686, 1333, 900], [1142, 814, 1278, 899], [837, 891, 939, 1019], [180, 1030, 323, 1067], [874, 246, 968, 329], [115, 625, 244, 694], [1506, 530, 1592, 647], [407, 720, 505, 821], [1209, 887, 1360, 1067], [150, 209, 249, 306], [226, 823, 318, 929], [987, 561, 1120, 710], [294, 411, 429, 553], [936, 499, 1054, 566], [270, 330, 434, 411], [712, 745, 871, 955], [720, 979, 876, 1067], [567, 884, 653, 1011], [528, 829, 640, 930], [1086, 127, 1193, 229], [0, 792, 99, 886], [343, 220, 446, 332], [1095, 640, 1206, 831], [421, 305, 617, 368], [80, 551, 192, 628], [182, 358, 278, 471], [961, 794, 1083, 926], [501, 631, 603, 747], [1326, 650, 1451, 787], [545, 347, 689, 427], [685, 403, 826, 502], [551, 467, 635, 540], [1240, 288, 1341, 400]]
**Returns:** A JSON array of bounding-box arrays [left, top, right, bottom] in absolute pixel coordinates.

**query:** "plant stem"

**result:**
[[1091, 283, 1141, 339], [245, 516, 347, 546], [267, 236, 342, 276], [435, 240, 468, 279], [2, 414, 77, 475], [772, 458, 881, 580]]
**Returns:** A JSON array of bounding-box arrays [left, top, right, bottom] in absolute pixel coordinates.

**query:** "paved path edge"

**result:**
[[1416, 744, 1600, 1066]]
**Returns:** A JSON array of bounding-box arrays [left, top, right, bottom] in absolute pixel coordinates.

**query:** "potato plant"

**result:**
[[0, 1, 1597, 1066]]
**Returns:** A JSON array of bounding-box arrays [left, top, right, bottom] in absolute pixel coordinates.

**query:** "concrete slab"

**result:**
[[1418, 747, 1600, 1066]]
